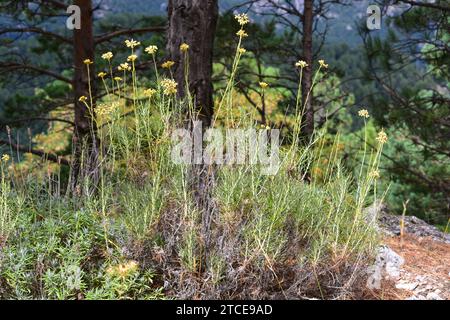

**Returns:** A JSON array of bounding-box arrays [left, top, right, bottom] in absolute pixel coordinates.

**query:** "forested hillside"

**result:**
[[0, 0, 448, 301]]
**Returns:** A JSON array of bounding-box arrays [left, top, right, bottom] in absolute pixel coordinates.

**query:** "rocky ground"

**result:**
[[367, 212, 449, 300], [379, 214, 450, 243]]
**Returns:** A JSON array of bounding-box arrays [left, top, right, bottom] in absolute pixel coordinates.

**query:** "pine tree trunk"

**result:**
[[167, 0, 219, 260], [167, 0, 218, 127], [71, 0, 99, 195], [301, 0, 314, 141]]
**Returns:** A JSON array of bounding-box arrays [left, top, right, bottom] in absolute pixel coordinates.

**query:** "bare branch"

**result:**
[[95, 26, 166, 44], [0, 62, 73, 84], [39, 0, 68, 10], [0, 138, 70, 166], [0, 117, 75, 127], [0, 27, 71, 44], [396, 0, 450, 12]]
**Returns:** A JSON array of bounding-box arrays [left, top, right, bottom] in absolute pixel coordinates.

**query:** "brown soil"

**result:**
[[369, 233, 450, 300]]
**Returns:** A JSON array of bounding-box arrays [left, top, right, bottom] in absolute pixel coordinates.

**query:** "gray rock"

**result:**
[[426, 292, 443, 300], [363, 201, 450, 243], [379, 245, 405, 279], [395, 281, 419, 291], [367, 245, 405, 289], [378, 212, 450, 243]]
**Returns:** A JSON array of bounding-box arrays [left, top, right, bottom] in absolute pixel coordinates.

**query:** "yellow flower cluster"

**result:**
[[101, 52, 113, 61], [358, 109, 369, 118], [144, 88, 157, 97], [1, 154, 10, 162], [238, 47, 246, 54], [161, 79, 178, 95], [83, 59, 93, 65], [376, 130, 388, 144], [318, 59, 328, 68], [235, 13, 250, 26], [180, 43, 189, 52], [114, 76, 122, 82], [259, 82, 269, 89], [370, 170, 380, 179], [145, 45, 158, 55], [236, 29, 248, 38], [98, 72, 107, 78], [125, 39, 140, 48], [161, 60, 175, 69], [127, 54, 138, 62], [106, 260, 139, 279], [79, 96, 87, 102], [295, 60, 308, 68], [96, 103, 115, 116], [118, 62, 131, 71]]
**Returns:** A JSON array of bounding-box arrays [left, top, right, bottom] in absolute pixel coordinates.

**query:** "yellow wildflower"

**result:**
[[106, 260, 139, 279], [313, 167, 324, 177], [235, 13, 250, 26], [78, 96, 87, 102], [101, 52, 113, 61], [83, 59, 93, 65], [161, 60, 175, 69], [98, 72, 107, 78], [259, 82, 269, 89], [96, 103, 115, 116], [114, 76, 122, 82], [358, 109, 369, 118], [144, 88, 157, 97], [1, 154, 10, 162], [127, 54, 138, 62], [145, 45, 158, 55], [120, 261, 138, 277], [124, 39, 140, 48], [238, 47, 247, 54], [106, 266, 114, 276], [118, 62, 131, 71], [180, 43, 189, 52], [161, 78, 178, 95], [376, 130, 388, 144], [295, 60, 308, 68], [370, 170, 380, 179], [236, 29, 248, 37], [318, 59, 328, 68]]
